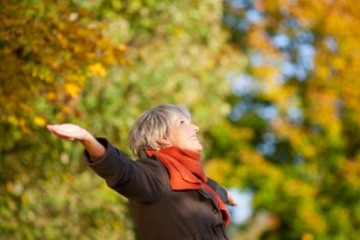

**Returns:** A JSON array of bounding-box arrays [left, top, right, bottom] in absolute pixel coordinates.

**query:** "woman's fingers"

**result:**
[[46, 124, 85, 141], [227, 191, 237, 206]]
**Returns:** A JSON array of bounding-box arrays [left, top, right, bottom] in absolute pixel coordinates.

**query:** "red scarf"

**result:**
[[146, 147, 231, 227]]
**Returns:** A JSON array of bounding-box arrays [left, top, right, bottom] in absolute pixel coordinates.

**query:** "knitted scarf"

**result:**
[[146, 146, 231, 227]]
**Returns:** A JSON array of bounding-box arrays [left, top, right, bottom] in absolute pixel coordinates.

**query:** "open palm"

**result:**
[[47, 124, 89, 141]]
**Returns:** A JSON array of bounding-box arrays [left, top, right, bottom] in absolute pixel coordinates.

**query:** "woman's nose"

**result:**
[[193, 124, 199, 132]]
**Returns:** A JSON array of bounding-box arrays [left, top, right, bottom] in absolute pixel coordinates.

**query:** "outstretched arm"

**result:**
[[46, 124, 106, 160]]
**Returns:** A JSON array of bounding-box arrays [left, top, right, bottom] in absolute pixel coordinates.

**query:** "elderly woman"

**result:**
[[47, 104, 235, 240]]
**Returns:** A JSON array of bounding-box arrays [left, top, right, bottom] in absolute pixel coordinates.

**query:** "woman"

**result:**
[[47, 104, 236, 240]]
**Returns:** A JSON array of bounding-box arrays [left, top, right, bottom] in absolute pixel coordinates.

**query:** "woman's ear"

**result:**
[[157, 136, 172, 148]]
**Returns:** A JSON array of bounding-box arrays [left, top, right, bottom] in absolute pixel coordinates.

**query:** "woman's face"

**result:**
[[165, 114, 203, 152]]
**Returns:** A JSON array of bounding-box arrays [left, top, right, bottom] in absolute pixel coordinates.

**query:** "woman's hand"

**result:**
[[227, 191, 237, 206], [46, 124, 90, 141], [47, 124, 106, 160]]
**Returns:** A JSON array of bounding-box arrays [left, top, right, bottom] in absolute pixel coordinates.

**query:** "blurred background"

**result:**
[[1, 0, 360, 239]]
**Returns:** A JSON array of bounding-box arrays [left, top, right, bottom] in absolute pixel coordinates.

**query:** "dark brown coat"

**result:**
[[86, 138, 230, 240]]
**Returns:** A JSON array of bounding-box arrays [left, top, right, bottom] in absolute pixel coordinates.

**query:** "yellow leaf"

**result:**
[[46, 92, 57, 101], [7, 115, 18, 125], [87, 63, 107, 77], [65, 83, 80, 97], [301, 233, 314, 240], [34, 116, 46, 127]]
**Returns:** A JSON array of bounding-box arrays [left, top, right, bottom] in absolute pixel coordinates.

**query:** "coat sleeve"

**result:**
[[84, 138, 170, 203], [206, 178, 229, 204]]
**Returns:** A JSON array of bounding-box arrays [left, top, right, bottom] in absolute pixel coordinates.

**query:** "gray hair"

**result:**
[[129, 104, 191, 157]]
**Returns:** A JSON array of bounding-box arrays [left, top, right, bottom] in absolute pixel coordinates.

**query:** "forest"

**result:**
[[2, 0, 360, 239]]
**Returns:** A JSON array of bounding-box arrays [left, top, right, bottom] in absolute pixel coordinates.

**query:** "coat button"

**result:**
[[212, 208, 219, 214]]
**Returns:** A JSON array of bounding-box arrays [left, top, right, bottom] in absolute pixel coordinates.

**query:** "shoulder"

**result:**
[[135, 153, 169, 176]]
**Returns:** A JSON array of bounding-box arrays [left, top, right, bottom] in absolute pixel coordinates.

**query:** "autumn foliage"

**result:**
[[1, 0, 360, 239]]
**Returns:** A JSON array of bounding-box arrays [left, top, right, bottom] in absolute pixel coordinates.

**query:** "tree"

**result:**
[[0, 0, 244, 239], [210, 0, 360, 238]]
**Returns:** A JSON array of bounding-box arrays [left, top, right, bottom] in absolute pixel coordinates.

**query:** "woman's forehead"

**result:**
[[176, 114, 190, 120]]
